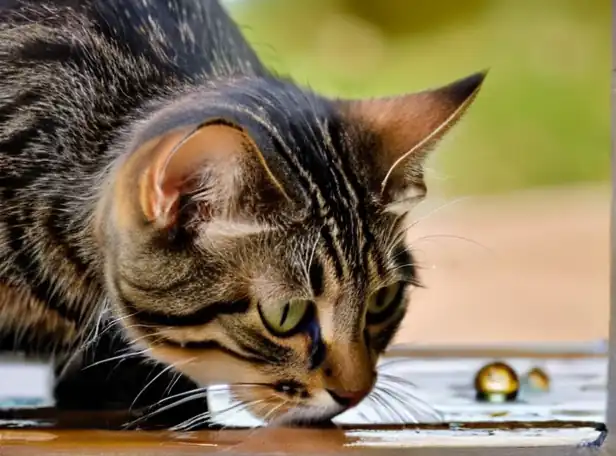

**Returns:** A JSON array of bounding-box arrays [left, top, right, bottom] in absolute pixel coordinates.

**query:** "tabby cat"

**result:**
[[0, 0, 485, 427]]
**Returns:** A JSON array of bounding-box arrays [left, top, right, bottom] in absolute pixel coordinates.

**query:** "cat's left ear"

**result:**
[[132, 120, 291, 230], [340, 71, 487, 214]]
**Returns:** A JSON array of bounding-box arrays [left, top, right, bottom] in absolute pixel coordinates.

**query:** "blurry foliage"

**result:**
[[226, 0, 609, 196], [340, 0, 490, 37]]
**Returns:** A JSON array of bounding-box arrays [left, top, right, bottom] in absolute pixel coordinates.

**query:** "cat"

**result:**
[[0, 0, 485, 428]]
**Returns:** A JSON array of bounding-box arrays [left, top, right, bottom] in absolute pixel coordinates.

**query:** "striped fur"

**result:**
[[0, 0, 485, 426]]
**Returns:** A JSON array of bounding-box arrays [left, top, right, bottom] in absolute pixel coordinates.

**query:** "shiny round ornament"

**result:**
[[521, 366, 550, 393], [474, 361, 519, 402]]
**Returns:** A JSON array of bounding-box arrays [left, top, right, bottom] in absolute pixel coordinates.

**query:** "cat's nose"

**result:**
[[326, 388, 370, 407]]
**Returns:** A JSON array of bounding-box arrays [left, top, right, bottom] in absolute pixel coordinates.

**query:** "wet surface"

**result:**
[[205, 355, 607, 426], [0, 348, 609, 454], [0, 424, 607, 454]]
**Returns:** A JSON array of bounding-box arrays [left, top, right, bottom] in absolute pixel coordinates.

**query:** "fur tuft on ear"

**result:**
[[127, 120, 290, 230], [341, 70, 487, 214]]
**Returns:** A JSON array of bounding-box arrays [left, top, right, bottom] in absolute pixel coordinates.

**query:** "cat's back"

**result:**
[[0, 0, 265, 81], [0, 0, 267, 182], [0, 0, 268, 230]]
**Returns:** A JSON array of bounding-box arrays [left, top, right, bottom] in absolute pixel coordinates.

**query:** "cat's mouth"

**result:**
[[229, 386, 356, 427], [266, 406, 344, 427]]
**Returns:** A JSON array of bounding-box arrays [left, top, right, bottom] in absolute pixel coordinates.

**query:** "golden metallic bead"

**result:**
[[522, 366, 550, 393], [474, 361, 519, 402]]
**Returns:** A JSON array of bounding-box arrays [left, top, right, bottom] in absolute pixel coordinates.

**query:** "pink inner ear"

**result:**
[[137, 124, 261, 229], [138, 127, 200, 228], [135, 121, 292, 229]]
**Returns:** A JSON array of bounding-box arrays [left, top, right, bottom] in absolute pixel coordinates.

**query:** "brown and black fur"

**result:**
[[0, 0, 265, 349], [0, 0, 486, 428], [0, 0, 272, 421]]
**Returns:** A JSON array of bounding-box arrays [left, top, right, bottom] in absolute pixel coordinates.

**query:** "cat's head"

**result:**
[[97, 72, 485, 424]]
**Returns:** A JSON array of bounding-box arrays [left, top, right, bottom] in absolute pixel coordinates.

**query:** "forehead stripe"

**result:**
[[320, 223, 344, 279], [308, 259, 325, 297]]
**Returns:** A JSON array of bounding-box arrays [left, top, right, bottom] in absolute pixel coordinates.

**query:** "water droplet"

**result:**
[[474, 361, 519, 402]]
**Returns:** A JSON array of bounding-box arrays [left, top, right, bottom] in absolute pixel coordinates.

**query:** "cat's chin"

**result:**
[[270, 419, 338, 429], [265, 405, 345, 428]]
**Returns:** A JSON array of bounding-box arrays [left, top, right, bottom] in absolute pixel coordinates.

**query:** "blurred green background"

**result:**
[[225, 0, 609, 196]]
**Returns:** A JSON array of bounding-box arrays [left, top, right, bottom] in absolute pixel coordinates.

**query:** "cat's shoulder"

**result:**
[[94, 0, 266, 79], [89, 0, 266, 78], [0, 0, 265, 79]]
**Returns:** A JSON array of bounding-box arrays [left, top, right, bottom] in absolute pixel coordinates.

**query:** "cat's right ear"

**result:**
[[339, 71, 486, 215], [131, 122, 290, 230]]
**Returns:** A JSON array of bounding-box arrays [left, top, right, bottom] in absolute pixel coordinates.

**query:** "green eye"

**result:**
[[366, 282, 404, 323], [259, 298, 312, 337]]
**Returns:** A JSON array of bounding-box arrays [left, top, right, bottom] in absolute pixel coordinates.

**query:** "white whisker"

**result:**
[[408, 233, 494, 256], [81, 347, 150, 370], [384, 197, 469, 256], [123, 391, 209, 429], [129, 357, 196, 411]]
